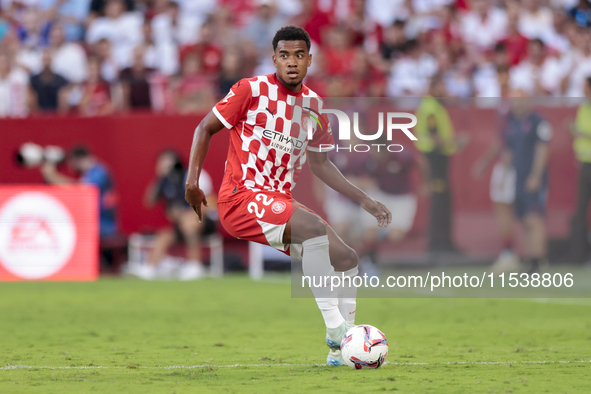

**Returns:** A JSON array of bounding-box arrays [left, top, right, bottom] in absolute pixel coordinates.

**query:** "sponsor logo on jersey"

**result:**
[[262, 129, 305, 153]]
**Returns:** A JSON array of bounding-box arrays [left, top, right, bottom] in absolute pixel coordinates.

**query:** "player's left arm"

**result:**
[[307, 151, 392, 227], [526, 120, 552, 193]]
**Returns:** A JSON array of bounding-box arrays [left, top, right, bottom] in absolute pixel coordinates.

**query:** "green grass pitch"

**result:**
[[1, 275, 590, 393]]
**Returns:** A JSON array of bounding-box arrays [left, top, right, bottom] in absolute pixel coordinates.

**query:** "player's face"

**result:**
[[273, 40, 311, 91]]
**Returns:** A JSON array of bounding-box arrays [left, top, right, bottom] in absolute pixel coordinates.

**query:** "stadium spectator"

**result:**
[[414, 74, 466, 253], [48, 25, 88, 84], [289, 0, 333, 46], [219, 48, 243, 95], [150, 0, 200, 48], [78, 55, 113, 116], [119, 45, 154, 110], [560, 25, 591, 97], [504, 90, 552, 273], [242, 0, 286, 62], [509, 38, 562, 96], [0, 50, 29, 117], [172, 52, 216, 114], [380, 19, 407, 63], [387, 38, 437, 97], [90, 0, 134, 15], [40, 0, 92, 41], [498, 2, 530, 67], [141, 20, 178, 76], [86, 0, 143, 70], [91, 38, 118, 83], [29, 49, 69, 113], [179, 17, 223, 78], [460, 0, 508, 50], [569, 0, 591, 27], [342, 0, 382, 53], [473, 43, 511, 97], [518, 0, 554, 40], [132, 150, 217, 280], [40, 145, 119, 238], [569, 76, 591, 262], [15, 7, 52, 47]]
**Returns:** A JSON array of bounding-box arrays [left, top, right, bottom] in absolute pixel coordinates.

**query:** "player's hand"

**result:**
[[185, 183, 208, 222], [361, 196, 392, 228], [526, 175, 541, 193]]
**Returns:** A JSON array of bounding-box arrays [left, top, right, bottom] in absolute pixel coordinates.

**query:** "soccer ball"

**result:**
[[340, 325, 388, 369]]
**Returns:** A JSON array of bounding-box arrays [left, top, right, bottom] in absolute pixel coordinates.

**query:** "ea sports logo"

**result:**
[[271, 201, 287, 214], [0, 192, 76, 279]]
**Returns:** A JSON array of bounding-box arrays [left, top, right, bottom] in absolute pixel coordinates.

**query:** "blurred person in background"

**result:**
[[90, 0, 134, 16], [472, 89, 519, 273], [359, 142, 427, 265], [242, 0, 285, 63], [569, 76, 591, 262], [504, 89, 552, 273], [91, 38, 118, 83], [78, 55, 113, 116], [141, 19, 178, 76], [47, 24, 88, 85], [518, 0, 554, 40], [179, 16, 223, 79], [150, 0, 200, 49], [40, 145, 119, 238], [380, 19, 407, 64], [460, 0, 508, 51], [0, 50, 29, 117], [568, 0, 591, 27], [560, 25, 591, 97], [219, 48, 243, 96], [120, 45, 154, 110], [29, 48, 70, 113], [131, 150, 217, 280], [415, 74, 467, 253], [498, 2, 530, 67], [172, 52, 216, 114], [39, 0, 91, 41], [509, 38, 563, 96], [473, 43, 510, 97], [86, 0, 143, 70], [387, 38, 437, 97]]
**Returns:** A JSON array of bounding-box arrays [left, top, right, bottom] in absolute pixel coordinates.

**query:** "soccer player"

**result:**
[[184, 26, 391, 366]]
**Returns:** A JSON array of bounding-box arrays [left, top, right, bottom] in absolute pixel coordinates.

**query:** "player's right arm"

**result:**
[[185, 79, 252, 221], [185, 111, 224, 222]]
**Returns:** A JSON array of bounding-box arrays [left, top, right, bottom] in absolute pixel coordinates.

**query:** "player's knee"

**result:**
[[302, 217, 327, 239], [339, 246, 358, 271]]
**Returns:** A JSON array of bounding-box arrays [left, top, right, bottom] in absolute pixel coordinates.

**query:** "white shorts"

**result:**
[[490, 162, 516, 204]]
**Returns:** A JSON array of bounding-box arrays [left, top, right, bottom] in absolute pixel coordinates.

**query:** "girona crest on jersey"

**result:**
[[271, 201, 287, 214]]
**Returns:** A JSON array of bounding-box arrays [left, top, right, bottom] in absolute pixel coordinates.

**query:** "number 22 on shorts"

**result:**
[[247, 193, 274, 219]]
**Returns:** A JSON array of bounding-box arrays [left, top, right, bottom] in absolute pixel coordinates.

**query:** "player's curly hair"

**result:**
[[272, 26, 311, 52]]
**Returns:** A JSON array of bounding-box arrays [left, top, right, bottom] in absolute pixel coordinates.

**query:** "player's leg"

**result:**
[[283, 207, 344, 329], [284, 208, 358, 366]]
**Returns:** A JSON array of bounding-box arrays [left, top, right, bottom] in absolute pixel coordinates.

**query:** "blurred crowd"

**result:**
[[1, 0, 591, 118]]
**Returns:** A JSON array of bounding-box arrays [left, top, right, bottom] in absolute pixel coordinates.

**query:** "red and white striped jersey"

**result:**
[[213, 73, 334, 202]]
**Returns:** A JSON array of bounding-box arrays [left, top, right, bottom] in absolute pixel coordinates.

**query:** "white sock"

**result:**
[[337, 266, 358, 325], [302, 235, 345, 329]]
